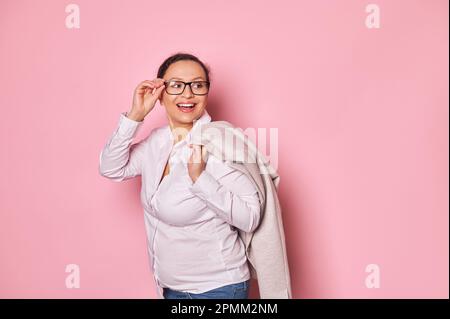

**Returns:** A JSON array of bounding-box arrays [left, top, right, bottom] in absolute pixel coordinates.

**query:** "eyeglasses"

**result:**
[[163, 80, 210, 95]]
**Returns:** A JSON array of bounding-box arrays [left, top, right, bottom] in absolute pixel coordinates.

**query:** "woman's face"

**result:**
[[159, 60, 209, 127]]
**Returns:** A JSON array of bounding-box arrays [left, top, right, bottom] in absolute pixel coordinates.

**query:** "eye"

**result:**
[[192, 82, 204, 88], [169, 81, 182, 88]]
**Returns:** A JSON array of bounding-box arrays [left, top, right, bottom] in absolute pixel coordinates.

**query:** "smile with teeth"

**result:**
[[177, 103, 196, 108]]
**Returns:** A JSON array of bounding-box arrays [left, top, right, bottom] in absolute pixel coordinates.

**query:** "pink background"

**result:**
[[0, 0, 448, 298]]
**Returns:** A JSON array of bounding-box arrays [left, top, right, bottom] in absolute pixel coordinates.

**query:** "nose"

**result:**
[[181, 84, 194, 98]]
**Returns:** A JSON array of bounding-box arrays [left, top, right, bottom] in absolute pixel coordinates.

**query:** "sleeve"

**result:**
[[98, 111, 150, 182], [189, 168, 261, 233]]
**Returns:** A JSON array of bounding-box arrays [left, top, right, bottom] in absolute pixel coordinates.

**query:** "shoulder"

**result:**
[[143, 124, 169, 146], [201, 120, 236, 133], [199, 120, 249, 144]]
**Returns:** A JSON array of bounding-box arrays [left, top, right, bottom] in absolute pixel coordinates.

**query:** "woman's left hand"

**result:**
[[188, 144, 208, 183]]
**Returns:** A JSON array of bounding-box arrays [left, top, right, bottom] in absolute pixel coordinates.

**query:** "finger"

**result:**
[[188, 145, 195, 163], [151, 79, 165, 87], [141, 80, 155, 86], [137, 82, 156, 91], [201, 145, 208, 162], [196, 145, 207, 163], [192, 144, 202, 164], [152, 84, 165, 96], [142, 80, 163, 88]]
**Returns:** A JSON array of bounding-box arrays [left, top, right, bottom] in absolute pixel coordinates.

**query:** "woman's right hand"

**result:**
[[128, 78, 166, 121]]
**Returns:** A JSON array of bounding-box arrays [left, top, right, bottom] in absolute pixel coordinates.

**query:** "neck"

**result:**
[[168, 119, 194, 144]]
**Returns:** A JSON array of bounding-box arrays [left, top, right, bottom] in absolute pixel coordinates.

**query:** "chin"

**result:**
[[171, 106, 204, 121]]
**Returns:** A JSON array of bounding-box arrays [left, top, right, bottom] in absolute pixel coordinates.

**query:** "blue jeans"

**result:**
[[163, 280, 250, 299]]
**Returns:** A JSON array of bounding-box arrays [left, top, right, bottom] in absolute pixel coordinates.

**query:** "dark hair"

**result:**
[[157, 52, 211, 83]]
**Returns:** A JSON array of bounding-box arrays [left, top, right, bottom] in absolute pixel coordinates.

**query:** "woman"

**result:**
[[99, 53, 261, 299]]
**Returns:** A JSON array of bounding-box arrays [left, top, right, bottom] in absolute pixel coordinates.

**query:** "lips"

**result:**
[[176, 102, 196, 113]]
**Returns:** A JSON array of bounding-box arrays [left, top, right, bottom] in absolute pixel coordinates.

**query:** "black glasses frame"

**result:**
[[163, 80, 210, 95]]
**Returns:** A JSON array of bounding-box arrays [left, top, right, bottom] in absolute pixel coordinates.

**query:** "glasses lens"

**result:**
[[166, 81, 185, 94], [191, 81, 209, 95], [165, 81, 209, 95]]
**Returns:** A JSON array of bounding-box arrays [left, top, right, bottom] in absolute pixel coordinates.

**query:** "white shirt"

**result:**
[[99, 109, 261, 298]]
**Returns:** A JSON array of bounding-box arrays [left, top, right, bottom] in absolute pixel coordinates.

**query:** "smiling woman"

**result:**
[[99, 52, 263, 299], [157, 54, 211, 135]]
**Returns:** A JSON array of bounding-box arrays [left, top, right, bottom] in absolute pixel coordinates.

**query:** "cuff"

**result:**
[[190, 170, 221, 199], [117, 112, 144, 137]]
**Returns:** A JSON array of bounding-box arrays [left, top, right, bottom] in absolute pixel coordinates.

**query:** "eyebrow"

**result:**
[[169, 77, 205, 81]]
